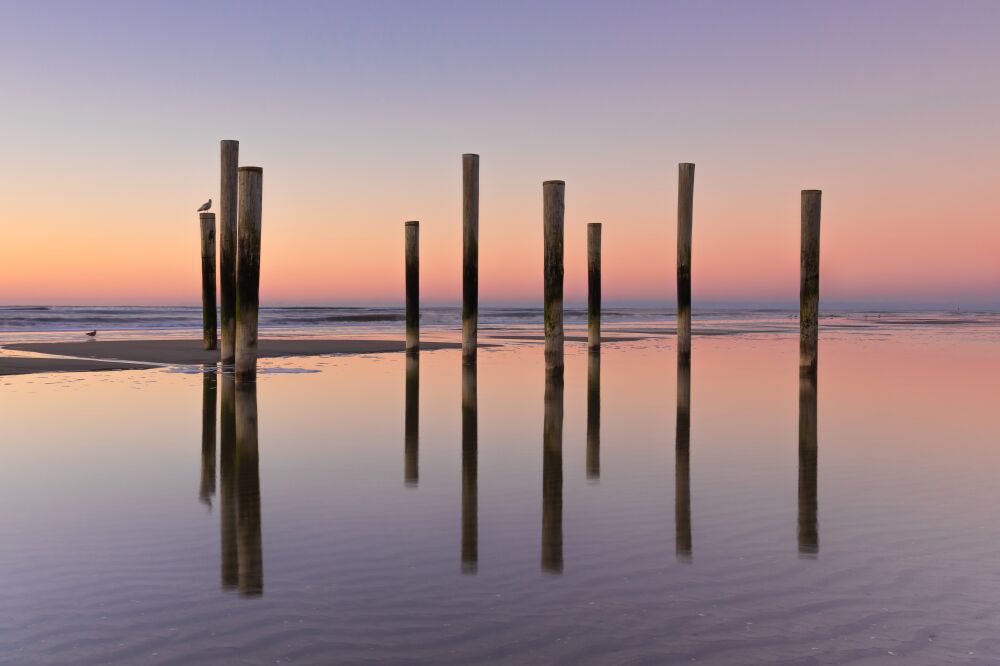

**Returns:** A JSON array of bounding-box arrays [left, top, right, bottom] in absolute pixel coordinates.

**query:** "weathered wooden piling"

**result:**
[[404, 354, 419, 486], [798, 372, 819, 556], [541, 371, 564, 573], [199, 368, 217, 506], [677, 163, 695, 359], [462, 154, 479, 363], [588, 223, 602, 351], [543, 180, 565, 375], [405, 221, 419, 353], [199, 213, 218, 351], [800, 190, 822, 375], [235, 380, 263, 595], [586, 351, 601, 479], [461, 360, 478, 573], [219, 372, 237, 588], [235, 167, 263, 381], [219, 140, 239, 364], [675, 356, 692, 561]]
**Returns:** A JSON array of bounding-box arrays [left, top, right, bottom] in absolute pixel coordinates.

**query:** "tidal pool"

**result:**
[[2, 326, 1000, 664]]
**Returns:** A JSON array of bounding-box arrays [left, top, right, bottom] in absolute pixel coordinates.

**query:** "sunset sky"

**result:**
[[0, 0, 997, 307]]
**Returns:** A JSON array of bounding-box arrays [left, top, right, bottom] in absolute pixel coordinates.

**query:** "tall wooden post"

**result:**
[[677, 163, 695, 359], [404, 354, 419, 486], [219, 140, 239, 364], [588, 223, 602, 351], [543, 180, 565, 375], [798, 372, 819, 556], [461, 361, 478, 573], [800, 190, 822, 375], [541, 370, 564, 573], [405, 221, 419, 354], [235, 167, 262, 381], [586, 351, 601, 479], [462, 154, 479, 363], [675, 356, 692, 561], [200, 213, 218, 351]]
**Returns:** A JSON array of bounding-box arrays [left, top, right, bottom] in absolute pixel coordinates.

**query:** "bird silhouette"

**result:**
[[197, 198, 212, 212], [85, 330, 97, 337]]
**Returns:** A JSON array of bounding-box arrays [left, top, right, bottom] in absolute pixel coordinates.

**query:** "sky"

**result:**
[[0, 0, 998, 307]]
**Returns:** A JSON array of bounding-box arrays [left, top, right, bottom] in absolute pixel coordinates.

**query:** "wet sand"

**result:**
[[487, 334, 651, 343], [0, 338, 463, 375], [0, 356, 152, 376]]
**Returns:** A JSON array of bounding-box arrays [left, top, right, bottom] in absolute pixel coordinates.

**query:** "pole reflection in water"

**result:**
[[219, 372, 238, 589], [542, 370, 564, 574], [235, 379, 263, 595], [219, 372, 264, 595], [586, 351, 600, 480], [675, 355, 692, 562], [404, 354, 419, 487], [798, 371, 819, 556], [199, 368, 217, 507], [461, 360, 478, 573]]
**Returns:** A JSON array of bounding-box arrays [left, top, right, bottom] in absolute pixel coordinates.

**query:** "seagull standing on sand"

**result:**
[[197, 198, 212, 212]]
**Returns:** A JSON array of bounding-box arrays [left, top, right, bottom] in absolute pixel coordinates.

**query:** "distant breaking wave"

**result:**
[[0, 305, 995, 334]]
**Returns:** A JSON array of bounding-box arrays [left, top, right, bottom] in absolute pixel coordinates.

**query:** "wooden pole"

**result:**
[[675, 356, 692, 561], [800, 190, 822, 375], [798, 372, 819, 556], [219, 372, 237, 589], [199, 368, 217, 506], [677, 163, 695, 359], [235, 167, 262, 381], [541, 371, 564, 573], [405, 221, 419, 353], [462, 154, 479, 363], [404, 354, 419, 486], [588, 223, 602, 351], [543, 180, 565, 375], [461, 360, 478, 573], [586, 350, 601, 480], [219, 140, 239, 364], [235, 380, 263, 595], [199, 213, 218, 351]]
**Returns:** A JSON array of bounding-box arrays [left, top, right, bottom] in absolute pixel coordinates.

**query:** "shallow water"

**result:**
[[3, 325, 1000, 664]]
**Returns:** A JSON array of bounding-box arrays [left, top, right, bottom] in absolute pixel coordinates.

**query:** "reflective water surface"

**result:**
[[3, 326, 1000, 664]]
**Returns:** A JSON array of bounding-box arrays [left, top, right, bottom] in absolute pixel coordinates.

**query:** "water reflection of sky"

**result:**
[[2, 329, 1000, 663]]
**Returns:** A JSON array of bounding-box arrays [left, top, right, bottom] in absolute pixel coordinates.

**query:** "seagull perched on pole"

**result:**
[[197, 198, 212, 212]]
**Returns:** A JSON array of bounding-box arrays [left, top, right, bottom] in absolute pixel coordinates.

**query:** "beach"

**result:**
[[0, 338, 464, 374], [3, 316, 1000, 664]]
